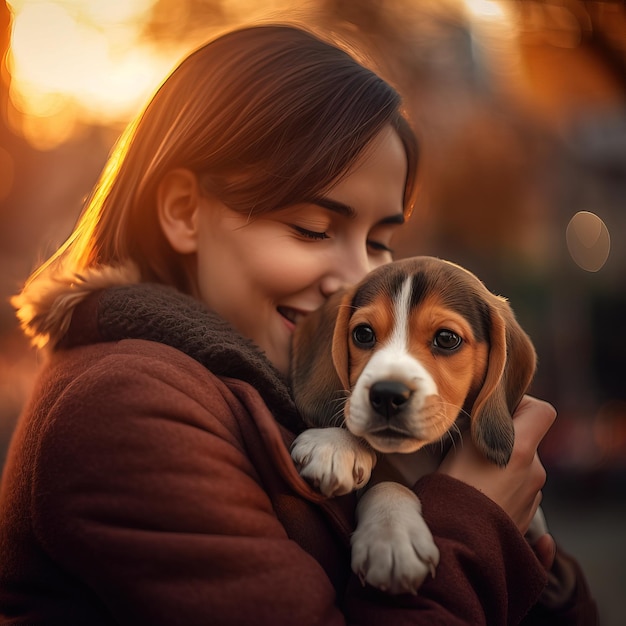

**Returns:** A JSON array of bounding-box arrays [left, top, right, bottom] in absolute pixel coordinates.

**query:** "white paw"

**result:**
[[290, 428, 376, 497], [351, 482, 440, 594]]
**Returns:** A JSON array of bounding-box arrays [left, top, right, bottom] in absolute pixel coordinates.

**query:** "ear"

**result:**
[[331, 291, 356, 392], [470, 297, 537, 467], [157, 168, 202, 254], [290, 288, 354, 427]]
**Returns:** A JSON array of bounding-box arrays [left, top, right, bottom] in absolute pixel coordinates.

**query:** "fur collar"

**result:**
[[59, 282, 304, 433]]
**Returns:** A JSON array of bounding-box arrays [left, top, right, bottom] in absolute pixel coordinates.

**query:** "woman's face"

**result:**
[[194, 125, 408, 375]]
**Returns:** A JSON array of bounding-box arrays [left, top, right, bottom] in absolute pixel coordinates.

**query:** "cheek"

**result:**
[[201, 247, 300, 299], [348, 349, 372, 388], [347, 301, 396, 388], [367, 252, 394, 272], [434, 345, 488, 408], [250, 245, 326, 294], [470, 343, 489, 390], [406, 337, 486, 408], [196, 215, 322, 297]]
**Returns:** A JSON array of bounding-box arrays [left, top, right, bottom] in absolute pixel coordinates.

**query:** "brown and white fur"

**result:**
[[289, 256, 547, 594]]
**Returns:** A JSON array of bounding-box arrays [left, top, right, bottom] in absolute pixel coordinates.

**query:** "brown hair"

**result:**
[[14, 24, 419, 347]]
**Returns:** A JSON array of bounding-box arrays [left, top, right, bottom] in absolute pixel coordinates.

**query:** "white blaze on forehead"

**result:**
[[352, 275, 438, 402], [390, 274, 413, 351], [375, 275, 437, 393]]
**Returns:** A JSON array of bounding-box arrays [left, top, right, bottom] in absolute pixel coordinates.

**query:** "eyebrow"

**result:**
[[308, 196, 406, 225]]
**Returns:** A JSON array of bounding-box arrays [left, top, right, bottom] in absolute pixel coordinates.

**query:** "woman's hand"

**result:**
[[533, 532, 557, 570], [438, 395, 556, 534]]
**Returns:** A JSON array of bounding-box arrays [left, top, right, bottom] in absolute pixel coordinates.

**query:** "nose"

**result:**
[[369, 381, 412, 419], [319, 250, 371, 297]]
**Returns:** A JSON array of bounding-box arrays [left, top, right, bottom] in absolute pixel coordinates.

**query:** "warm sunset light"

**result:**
[[1, 3, 624, 620], [463, 0, 505, 19], [6, 0, 178, 149], [2, 0, 525, 151]]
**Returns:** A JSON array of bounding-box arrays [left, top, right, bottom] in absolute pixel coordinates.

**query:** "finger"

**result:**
[[518, 489, 542, 533], [512, 395, 557, 443], [531, 450, 547, 480], [533, 533, 557, 571]]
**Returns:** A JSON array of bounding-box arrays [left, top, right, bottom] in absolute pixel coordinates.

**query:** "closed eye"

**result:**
[[367, 240, 393, 254], [291, 225, 329, 241]]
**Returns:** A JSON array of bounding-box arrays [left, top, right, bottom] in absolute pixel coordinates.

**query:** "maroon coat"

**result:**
[[0, 284, 598, 625]]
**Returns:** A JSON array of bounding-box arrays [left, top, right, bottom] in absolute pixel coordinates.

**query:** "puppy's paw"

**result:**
[[290, 428, 376, 497], [351, 482, 439, 594]]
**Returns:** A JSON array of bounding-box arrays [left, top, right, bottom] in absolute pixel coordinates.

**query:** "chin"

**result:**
[[276, 358, 290, 377], [265, 349, 289, 377]]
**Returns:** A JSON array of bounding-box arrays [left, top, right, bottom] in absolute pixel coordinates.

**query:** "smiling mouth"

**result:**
[[277, 306, 303, 327], [277, 306, 296, 323]]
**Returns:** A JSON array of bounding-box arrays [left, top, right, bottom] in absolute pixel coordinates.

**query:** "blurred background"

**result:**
[[0, 0, 624, 622]]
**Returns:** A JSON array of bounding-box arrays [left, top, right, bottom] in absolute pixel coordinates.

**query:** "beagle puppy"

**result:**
[[290, 256, 544, 594]]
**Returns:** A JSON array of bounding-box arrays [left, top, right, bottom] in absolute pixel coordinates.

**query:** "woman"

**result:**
[[0, 24, 597, 625]]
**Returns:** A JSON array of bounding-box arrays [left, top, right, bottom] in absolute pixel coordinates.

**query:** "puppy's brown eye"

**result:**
[[352, 324, 376, 349], [433, 329, 462, 351]]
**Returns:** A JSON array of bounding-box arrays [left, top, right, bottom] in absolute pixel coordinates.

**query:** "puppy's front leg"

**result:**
[[351, 482, 440, 595], [290, 428, 377, 497]]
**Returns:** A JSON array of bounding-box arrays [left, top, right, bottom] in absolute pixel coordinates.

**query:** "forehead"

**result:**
[[322, 126, 408, 220], [350, 261, 491, 342]]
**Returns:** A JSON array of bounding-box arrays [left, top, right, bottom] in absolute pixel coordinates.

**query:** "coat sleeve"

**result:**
[[520, 548, 599, 625], [32, 346, 347, 626]]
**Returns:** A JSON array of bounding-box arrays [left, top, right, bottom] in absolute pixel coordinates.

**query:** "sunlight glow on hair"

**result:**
[[7, 0, 172, 149], [462, 0, 505, 19]]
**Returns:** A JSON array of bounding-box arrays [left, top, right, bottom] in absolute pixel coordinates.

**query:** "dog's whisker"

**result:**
[[448, 419, 460, 432], [435, 400, 466, 419], [448, 422, 463, 450], [329, 409, 347, 428], [444, 431, 456, 454], [326, 391, 349, 428], [430, 404, 466, 446], [435, 413, 455, 441]]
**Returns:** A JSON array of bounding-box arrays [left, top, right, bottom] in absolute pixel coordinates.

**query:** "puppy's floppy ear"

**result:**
[[330, 290, 355, 393], [470, 296, 537, 467], [290, 288, 354, 427]]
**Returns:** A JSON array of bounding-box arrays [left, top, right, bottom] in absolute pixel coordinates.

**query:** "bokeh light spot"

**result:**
[[566, 211, 610, 272]]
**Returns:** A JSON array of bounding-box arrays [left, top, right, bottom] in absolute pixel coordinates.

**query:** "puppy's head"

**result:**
[[290, 256, 536, 466]]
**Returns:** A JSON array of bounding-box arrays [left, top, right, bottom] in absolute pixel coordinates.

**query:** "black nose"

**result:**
[[369, 381, 412, 418]]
